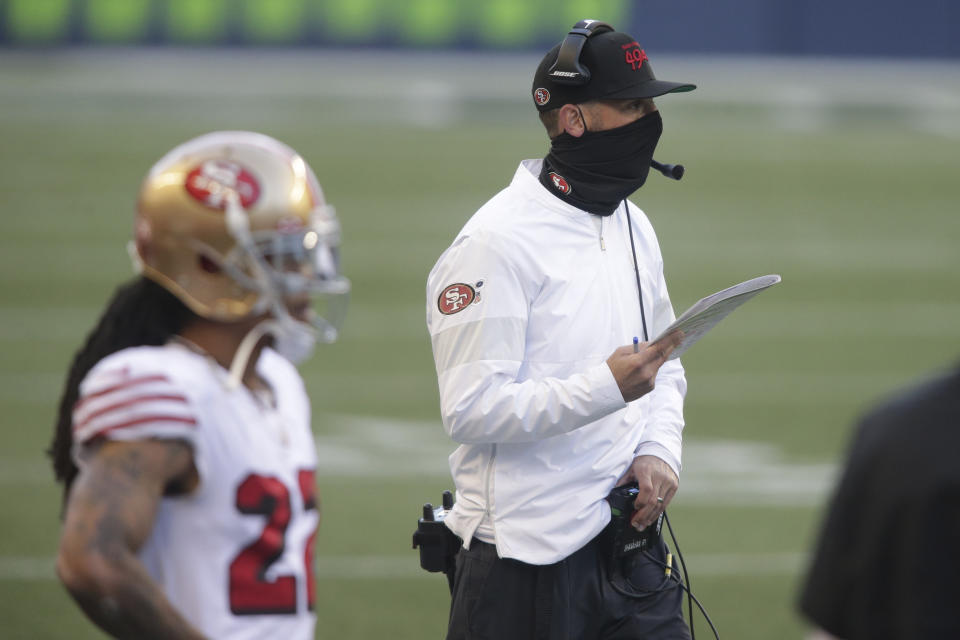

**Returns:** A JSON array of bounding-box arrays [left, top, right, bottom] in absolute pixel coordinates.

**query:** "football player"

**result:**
[[48, 131, 349, 639]]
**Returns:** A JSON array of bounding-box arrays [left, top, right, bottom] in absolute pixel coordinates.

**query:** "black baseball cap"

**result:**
[[532, 21, 696, 112]]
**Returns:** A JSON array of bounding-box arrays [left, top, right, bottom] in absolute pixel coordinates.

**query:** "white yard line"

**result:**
[[0, 369, 929, 408], [311, 416, 838, 506], [2, 415, 838, 504]]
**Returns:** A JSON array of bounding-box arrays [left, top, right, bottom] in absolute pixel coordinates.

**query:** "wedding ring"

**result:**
[[656, 496, 664, 503]]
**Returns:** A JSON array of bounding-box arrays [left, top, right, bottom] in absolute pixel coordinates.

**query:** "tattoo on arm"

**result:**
[[59, 440, 207, 639]]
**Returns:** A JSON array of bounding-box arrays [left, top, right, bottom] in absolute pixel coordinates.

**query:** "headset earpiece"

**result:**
[[546, 20, 614, 86]]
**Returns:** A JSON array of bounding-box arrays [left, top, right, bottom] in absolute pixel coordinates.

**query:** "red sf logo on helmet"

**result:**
[[185, 160, 261, 210], [438, 283, 476, 315], [533, 87, 551, 106], [548, 172, 571, 195]]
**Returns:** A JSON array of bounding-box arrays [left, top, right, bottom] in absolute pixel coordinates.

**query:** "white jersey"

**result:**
[[72, 342, 318, 640]]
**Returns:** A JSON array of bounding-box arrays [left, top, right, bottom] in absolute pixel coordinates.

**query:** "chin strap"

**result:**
[[226, 312, 318, 389], [226, 319, 277, 390]]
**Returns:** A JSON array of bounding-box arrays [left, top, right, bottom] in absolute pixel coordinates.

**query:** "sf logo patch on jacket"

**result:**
[[438, 281, 483, 315]]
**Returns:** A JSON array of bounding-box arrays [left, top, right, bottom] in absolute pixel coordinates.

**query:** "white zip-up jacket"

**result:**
[[426, 159, 686, 565]]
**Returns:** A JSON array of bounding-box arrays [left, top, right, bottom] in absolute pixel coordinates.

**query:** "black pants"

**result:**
[[446, 531, 690, 640]]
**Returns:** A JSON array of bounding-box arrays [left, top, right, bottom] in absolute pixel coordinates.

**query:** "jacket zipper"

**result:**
[[484, 443, 497, 534]]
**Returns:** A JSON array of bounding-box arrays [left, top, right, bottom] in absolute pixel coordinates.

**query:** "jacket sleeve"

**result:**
[[632, 227, 687, 476], [427, 230, 626, 445]]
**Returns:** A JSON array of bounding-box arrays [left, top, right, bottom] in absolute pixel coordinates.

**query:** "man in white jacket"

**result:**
[[427, 20, 695, 640]]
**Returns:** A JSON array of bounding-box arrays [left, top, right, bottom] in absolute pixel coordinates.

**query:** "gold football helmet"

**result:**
[[133, 131, 349, 363]]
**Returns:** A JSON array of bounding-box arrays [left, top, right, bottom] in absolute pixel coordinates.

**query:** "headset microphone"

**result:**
[[651, 159, 684, 181]]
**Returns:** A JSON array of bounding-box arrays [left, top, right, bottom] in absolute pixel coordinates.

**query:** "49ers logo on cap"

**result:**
[[533, 87, 551, 106], [622, 42, 649, 71], [548, 172, 572, 195], [185, 160, 261, 210], [438, 283, 476, 315]]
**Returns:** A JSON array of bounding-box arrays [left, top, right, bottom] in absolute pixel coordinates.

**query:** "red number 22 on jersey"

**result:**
[[229, 470, 318, 615]]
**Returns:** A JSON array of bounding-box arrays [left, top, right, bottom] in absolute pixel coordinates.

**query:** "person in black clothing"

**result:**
[[798, 362, 960, 640]]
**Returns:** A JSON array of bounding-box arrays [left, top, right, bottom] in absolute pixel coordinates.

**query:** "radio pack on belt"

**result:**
[[412, 490, 461, 591], [605, 482, 663, 564]]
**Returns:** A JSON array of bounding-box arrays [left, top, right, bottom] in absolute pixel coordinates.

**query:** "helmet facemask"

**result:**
[[220, 194, 349, 381]]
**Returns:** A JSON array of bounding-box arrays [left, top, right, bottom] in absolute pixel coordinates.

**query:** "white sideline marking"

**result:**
[[0, 368, 920, 408], [3, 52, 958, 136], [1, 417, 838, 505], [0, 551, 807, 582], [312, 416, 838, 506], [314, 414, 452, 478]]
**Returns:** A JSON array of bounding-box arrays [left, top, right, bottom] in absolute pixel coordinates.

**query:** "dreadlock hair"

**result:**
[[48, 276, 198, 503]]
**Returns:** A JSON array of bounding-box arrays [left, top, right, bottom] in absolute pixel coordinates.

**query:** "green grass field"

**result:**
[[1, 51, 958, 639]]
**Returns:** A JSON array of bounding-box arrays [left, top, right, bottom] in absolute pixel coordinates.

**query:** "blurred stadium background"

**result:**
[[1, 1, 958, 638]]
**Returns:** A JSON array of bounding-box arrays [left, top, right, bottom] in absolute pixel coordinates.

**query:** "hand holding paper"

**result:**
[[607, 331, 684, 402], [652, 274, 782, 360]]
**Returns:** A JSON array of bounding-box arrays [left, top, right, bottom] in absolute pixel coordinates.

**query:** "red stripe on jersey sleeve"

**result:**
[[74, 374, 172, 412], [73, 394, 190, 432], [90, 414, 198, 438]]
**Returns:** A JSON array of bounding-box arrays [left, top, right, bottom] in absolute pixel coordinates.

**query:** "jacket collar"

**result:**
[[513, 159, 598, 220]]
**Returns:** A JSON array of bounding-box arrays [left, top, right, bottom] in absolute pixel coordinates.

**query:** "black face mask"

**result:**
[[539, 110, 663, 216]]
